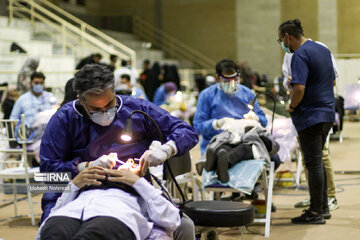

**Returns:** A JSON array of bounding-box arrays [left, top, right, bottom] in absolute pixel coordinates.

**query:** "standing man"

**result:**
[[283, 48, 339, 212], [109, 54, 118, 72], [39, 64, 199, 240], [278, 19, 335, 224]]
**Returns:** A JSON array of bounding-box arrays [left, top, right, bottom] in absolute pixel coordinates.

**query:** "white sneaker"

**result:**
[[328, 197, 339, 211], [294, 197, 311, 208]]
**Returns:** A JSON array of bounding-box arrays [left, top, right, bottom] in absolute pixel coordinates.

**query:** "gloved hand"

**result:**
[[140, 140, 177, 167], [77, 153, 117, 172], [212, 117, 234, 130], [91, 154, 117, 168], [243, 111, 259, 122]]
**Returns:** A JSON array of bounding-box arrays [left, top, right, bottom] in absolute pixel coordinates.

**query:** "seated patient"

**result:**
[[36, 164, 181, 240], [205, 120, 280, 183]]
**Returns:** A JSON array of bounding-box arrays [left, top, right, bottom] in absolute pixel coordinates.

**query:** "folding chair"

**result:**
[[0, 114, 38, 226], [201, 160, 274, 238], [162, 151, 203, 201], [164, 153, 255, 240]]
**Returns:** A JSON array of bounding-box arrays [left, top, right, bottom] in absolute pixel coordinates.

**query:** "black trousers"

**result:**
[[40, 216, 136, 240], [217, 143, 281, 170], [217, 143, 253, 167], [298, 122, 333, 213]]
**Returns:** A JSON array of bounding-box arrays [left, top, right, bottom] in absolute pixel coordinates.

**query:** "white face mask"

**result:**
[[89, 106, 117, 126], [118, 83, 130, 90]]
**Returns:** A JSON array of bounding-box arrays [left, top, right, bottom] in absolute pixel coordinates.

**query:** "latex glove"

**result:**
[[140, 140, 177, 167], [212, 117, 234, 130], [77, 154, 117, 172], [91, 154, 117, 168], [243, 111, 259, 122]]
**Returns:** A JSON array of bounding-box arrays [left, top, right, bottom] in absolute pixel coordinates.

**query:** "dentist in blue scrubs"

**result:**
[[193, 59, 267, 155], [39, 64, 198, 240]]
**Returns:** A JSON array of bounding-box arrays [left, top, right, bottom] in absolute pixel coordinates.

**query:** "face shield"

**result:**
[[219, 72, 239, 94]]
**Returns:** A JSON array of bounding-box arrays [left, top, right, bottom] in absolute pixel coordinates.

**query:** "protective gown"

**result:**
[[39, 95, 198, 222], [193, 83, 267, 154], [152, 85, 166, 106]]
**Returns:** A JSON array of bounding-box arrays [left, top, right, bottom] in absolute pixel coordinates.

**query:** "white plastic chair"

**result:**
[[0, 114, 38, 226]]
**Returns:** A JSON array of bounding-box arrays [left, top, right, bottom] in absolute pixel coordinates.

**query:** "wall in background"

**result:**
[[161, 0, 237, 63], [337, 0, 360, 54], [236, 0, 281, 78]]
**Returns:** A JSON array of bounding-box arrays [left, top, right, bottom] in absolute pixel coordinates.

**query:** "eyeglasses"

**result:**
[[89, 105, 118, 115], [82, 95, 117, 115], [277, 34, 286, 44]]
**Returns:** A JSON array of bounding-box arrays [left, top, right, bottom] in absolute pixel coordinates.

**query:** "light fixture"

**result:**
[[120, 110, 163, 143], [120, 110, 186, 202], [120, 118, 133, 142]]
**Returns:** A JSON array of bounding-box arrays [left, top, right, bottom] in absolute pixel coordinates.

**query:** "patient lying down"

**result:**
[[36, 164, 181, 240]]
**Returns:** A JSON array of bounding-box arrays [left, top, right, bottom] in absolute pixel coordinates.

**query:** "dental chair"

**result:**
[[164, 153, 255, 240]]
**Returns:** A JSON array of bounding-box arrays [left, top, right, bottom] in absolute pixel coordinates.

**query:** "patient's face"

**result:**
[[117, 159, 141, 176]]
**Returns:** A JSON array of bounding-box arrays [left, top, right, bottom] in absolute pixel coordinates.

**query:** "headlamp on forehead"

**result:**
[[218, 72, 239, 82]]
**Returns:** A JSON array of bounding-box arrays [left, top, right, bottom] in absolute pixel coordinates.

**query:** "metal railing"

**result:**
[[8, 0, 136, 68], [133, 16, 216, 69]]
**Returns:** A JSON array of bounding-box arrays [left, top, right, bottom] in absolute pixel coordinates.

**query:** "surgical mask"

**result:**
[[118, 83, 130, 90], [89, 106, 117, 127], [32, 84, 44, 94], [220, 82, 238, 94], [281, 41, 291, 53]]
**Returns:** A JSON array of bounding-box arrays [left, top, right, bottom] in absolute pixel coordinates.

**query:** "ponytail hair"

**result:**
[[278, 18, 304, 39]]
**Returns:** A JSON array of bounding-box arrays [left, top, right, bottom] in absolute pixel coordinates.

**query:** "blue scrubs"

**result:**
[[193, 83, 267, 154], [290, 40, 335, 131], [153, 85, 166, 106], [39, 95, 198, 222], [132, 86, 148, 100]]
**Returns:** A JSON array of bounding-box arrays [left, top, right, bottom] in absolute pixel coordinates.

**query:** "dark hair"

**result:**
[[143, 59, 150, 65], [110, 54, 117, 61], [74, 64, 114, 98], [92, 53, 102, 59], [121, 59, 127, 66], [30, 71, 45, 81], [120, 74, 131, 82], [215, 59, 239, 75], [278, 19, 304, 39]]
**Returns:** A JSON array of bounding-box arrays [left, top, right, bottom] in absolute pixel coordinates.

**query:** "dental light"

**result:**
[[120, 110, 186, 202], [120, 110, 163, 143]]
